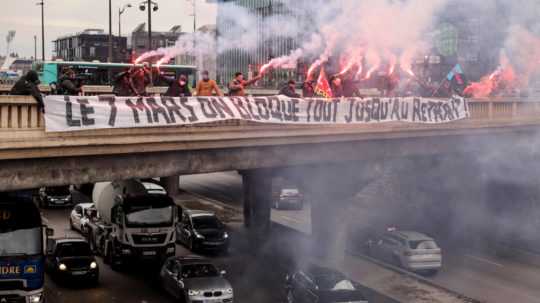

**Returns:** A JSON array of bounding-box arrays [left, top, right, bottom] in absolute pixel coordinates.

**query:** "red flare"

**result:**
[[364, 65, 379, 80], [260, 63, 272, 75], [307, 62, 320, 79]]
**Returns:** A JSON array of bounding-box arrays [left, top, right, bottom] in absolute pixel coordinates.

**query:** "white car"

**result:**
[[69, 203, 94, 234], [367, 230, 442, 274]]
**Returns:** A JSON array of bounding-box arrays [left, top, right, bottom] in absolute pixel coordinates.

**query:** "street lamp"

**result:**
[[36, 1, 45, 61], [119, 3, 132, 37], [139, 1, 158, 52]]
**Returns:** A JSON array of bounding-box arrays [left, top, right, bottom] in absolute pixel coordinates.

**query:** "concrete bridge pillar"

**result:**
[[302, 164, 358, 261], [161, 175, 180, 196], [241, 169, 273, 245]]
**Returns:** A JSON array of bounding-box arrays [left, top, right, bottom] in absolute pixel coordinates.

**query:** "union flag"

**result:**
[[314, 67, 333, 99]]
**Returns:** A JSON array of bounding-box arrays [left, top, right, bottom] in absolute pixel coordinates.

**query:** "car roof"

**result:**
[[303, 264, 346, 279], [185, 209, 216, 217], [75, 203, 94, 209], [391, 230, 433, 241], [171, 256, 214, 265], [54, 238, 87, 244]]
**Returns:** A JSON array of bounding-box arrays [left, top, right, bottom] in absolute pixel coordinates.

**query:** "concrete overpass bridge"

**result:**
[[1, 95, 540, 251]]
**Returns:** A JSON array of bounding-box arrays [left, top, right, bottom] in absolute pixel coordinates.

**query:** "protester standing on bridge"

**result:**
[[112, 68, 137, 96], [330, 76, 344, 98], [162, 74, 192, 97], [59, 68, 83, 95], [227, 72, 262, 96], [195, 71, 223, 96], [131, 63, 152, 96], [302, 79, 316, 98], [10, 70, 44, 112], [279, 80, 301, 98]]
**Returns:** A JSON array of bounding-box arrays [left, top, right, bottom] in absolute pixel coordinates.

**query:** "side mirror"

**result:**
[[46, 228, 54, 237], [178, 280, 185, 288]]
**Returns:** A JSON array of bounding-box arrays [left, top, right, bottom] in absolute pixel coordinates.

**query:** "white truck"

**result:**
[[86, 180, 176, 269]]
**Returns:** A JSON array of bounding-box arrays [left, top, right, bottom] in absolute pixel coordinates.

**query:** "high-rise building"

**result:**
[[53, 29, 128, 62], [215, 0, 307, 88]]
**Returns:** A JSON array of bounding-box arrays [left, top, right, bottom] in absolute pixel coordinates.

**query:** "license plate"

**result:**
[[143, 251, 156, 256], [71, 271, 87, 275], [205, 242, 223, 246]]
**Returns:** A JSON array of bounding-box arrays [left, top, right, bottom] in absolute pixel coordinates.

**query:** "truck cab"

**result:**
[[88, 181, 177, 269], [0, 196, 50, 303]]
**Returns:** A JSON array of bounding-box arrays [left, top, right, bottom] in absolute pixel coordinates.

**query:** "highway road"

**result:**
[[180, 171, 540, 303], [42, 191, 397, 303]]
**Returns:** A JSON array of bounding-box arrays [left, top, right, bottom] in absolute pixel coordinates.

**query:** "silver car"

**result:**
[[160, 256, 233, 303], [367, 230, 442, 274]]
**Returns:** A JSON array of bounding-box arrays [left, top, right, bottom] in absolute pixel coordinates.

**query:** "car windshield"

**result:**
[[409, 240, 438, 250], [47, 186, 70, 196], [192, 216, 222, 229], [181, 263, 219, 279], [56, 242, 92, 257], [125, 206, 173, 227], [315, 274, 352, 290], [0, 228, 42, 256]]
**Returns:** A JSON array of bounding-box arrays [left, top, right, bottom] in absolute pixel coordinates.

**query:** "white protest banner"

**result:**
[[44, 95, 470, 132]]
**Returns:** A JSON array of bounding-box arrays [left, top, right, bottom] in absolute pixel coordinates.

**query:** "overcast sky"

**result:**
[[0, 0, 217, 59]]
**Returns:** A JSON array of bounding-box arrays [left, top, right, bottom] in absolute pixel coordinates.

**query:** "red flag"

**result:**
[[314, 67, 333, 98]]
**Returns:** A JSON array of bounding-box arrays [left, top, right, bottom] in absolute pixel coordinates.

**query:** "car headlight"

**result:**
[[28, 293, 43, 303], [223, 232, 229, 239], [58, 263, 67, 271], [195, 232, 204, 239], [226, 288, 233, 294], [90, 261, 98, 269], [188, 289, 201, 296], [166, 246, 175, 253]]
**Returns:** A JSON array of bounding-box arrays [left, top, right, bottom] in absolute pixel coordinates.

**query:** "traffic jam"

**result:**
[[0, 174, 450, 303]]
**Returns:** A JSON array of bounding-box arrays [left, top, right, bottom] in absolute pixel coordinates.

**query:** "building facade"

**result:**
[[215, 0, 306, 88], [53, 29, 128, 62], [130, 24, 183, 58]]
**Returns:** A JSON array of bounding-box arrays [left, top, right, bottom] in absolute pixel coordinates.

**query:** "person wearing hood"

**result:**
[[10, 70, 44, 112], [279, 80, 301, 98], [58, 68, 83, 95], [196, 70, 223, 96], [162, 74, 192, 97]]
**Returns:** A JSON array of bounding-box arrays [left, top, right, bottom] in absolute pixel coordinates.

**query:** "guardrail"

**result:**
[[0, 84, 283, 97], [0, 95, 538, 131]]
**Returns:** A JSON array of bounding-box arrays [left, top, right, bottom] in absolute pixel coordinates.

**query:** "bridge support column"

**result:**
[[161, 175, 180, 196], [241, 169, 273, 246], [303, 165, 356, 261]]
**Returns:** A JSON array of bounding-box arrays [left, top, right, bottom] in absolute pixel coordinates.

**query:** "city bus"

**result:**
[[0, 195, 52, 303], [36, 60, 197, 87]]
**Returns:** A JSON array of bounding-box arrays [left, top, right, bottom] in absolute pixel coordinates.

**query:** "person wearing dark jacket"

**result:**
[[59, 69, 83, 95], [112, 69, 137, 96], [279, 80, 301, 98], [162, 74, 192, 97], [10, 70, 44, 112], [302, 80, 315, 98]]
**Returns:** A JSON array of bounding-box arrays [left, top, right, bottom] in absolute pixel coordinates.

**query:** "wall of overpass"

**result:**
[[0, 95, 540, 190]]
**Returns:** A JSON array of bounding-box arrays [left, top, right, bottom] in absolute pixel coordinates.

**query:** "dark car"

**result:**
[[38, 186, 73, 208], [176, 210, 229, 253], [285, 265, 368, 303], [45, 238, 99, 285], [160, 256, 233, 303], [273, 188, 304, 210]]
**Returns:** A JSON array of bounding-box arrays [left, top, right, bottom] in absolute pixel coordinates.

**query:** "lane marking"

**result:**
[[465, 254, 504, 268], [276, 214, 304, 224]]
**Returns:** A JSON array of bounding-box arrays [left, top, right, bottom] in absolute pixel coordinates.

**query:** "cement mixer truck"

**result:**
[[86, 180, 176, 269]]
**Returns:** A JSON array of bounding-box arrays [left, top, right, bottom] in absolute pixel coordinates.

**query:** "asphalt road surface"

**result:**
[[180, 171, 540, 303], [42, 194, 397, 303]]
